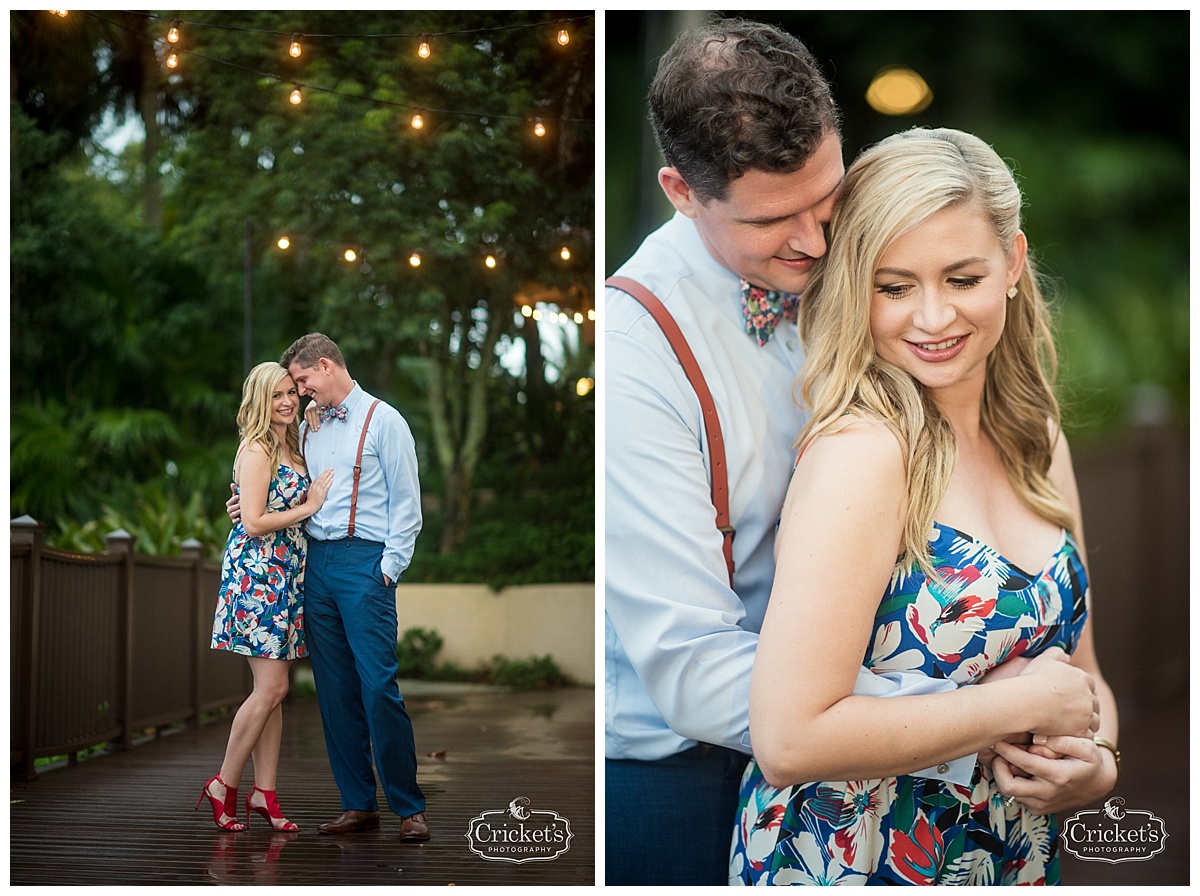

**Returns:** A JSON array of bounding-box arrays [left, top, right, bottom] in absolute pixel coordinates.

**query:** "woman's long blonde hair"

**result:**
[[796, 127, 1073, 577], [236, 361, 301, 476]]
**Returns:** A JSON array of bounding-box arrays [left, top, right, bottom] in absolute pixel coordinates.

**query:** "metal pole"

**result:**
[[243, 217, 254, 374]]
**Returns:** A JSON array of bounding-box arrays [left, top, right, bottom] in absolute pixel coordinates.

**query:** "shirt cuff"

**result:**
[[382, 558, 402, 584], [912, 753, 976, 786]]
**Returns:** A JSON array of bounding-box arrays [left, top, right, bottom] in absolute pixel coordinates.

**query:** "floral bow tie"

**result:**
[[319, 403, 348, 423], [741, 279, 800, 346]]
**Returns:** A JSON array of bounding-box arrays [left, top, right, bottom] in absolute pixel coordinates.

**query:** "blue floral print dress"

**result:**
[[211, 463, 310, 660], [729, 522, 1089, 886]]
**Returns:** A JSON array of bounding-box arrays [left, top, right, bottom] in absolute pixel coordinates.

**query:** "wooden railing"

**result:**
[[10, 519, 250, 779]]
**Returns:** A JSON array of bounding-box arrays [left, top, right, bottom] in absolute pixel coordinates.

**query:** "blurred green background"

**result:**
[[606, 10, 1188, 445]]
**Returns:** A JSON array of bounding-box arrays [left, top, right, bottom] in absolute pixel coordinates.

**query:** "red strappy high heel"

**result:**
[[196, 774, 246, 831], [246, 785, 299, 832]]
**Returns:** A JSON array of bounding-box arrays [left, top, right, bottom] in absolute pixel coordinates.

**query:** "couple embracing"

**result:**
[[605, 18, 1119, 886], [197, 333, 430, 843]]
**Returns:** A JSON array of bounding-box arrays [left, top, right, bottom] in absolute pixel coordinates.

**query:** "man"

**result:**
[[605, 18, 1098, 885], [281, 332, 429, 841]]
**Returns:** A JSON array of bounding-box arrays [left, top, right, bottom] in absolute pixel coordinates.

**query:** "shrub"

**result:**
[[395, 627, 445, 678]]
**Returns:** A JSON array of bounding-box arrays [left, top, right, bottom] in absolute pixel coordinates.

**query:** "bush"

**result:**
[[395, 628, 445, 678], [488, 654, 574, 689], [393, 627, 573, 689]]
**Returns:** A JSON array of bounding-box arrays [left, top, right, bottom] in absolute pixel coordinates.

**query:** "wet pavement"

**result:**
[[10, 682, 595, 886]]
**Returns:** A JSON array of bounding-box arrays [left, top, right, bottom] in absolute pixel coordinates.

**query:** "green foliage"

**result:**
[[407, 481, 593, 590], [393, 627, 575, 689], [49, 486, 230, 559], [395, 628, 446, 679], [34, 742, 110, 769], [488, 654, 575, 690], [10, 13, 594, 581]]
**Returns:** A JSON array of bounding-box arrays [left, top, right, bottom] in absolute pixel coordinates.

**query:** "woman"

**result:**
[[729, 128, 1118, 885], [198, 362, 333, 831]]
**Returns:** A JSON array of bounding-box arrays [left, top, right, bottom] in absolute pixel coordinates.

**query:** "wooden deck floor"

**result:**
[[10, 683, 595, 886]]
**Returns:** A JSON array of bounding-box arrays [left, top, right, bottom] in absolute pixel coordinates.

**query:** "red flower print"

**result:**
[[888, 815, 943, 884]]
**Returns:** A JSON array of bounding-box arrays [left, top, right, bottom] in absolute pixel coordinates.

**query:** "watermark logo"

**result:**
[[465, 797, 573, 864], [1061, 797, 1167, 864]]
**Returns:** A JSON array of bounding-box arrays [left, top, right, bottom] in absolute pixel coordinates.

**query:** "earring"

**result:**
[[1006, 285, 1018, 299]]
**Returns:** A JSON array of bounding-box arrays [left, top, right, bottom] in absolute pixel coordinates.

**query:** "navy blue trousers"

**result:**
[[304, 538, 424, 818], [605, 744, 750, 885]]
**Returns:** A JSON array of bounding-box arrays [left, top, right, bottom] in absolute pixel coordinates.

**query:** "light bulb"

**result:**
[[485, 255, 497, 269], [289, 86, 302, 105], [289, 35, 302, 58], [409, 252, 421, 267], [560, 246, 570, 261], [411, 112, 424, 129], [277, 236, 291, 250], [166, 52, 179, 70], [343, 248, 357, 263], [557, 28, 569, 46], [533, 118, 546, 138], [167, 21, 180, 43], [418, 35, 431, 59]]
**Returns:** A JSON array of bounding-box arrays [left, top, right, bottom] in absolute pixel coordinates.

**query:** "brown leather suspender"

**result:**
[[301, 398, 382, 539], [606, 275, 735, 587], [348, 399, 381, 538]]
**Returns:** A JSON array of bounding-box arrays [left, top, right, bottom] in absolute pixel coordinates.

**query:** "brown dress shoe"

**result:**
[[398, 811, 430, 842], [317, 809, 381, 835]]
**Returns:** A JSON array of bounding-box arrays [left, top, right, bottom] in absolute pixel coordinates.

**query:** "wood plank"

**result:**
[[10, 684, 595, 886]]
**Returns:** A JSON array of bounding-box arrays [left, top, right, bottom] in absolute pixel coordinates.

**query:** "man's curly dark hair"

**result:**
[[648, 18, 841, 203]]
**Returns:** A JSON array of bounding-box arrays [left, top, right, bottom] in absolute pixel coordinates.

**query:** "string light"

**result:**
[[410, 110, 425, 129], [559, 246, 570, 261], [557, 26, 570, 46], [277, 236, 291, 250], [533, 118, 546, 138], [166, 52, 180, 70], [289, 34, 302, 58], [418, 34, 431, 59], [409, 252, 422, 267], [83, 12, 595, 137]]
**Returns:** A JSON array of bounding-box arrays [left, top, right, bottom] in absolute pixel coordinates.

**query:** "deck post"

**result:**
[[11, 516, 44, 780], [105, 530, 136, 751]]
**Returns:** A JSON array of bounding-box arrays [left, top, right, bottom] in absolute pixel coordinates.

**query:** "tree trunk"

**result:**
[[139, 37, 161, 235], [427, 301, 507, 555], [522, 314, 548, 454]]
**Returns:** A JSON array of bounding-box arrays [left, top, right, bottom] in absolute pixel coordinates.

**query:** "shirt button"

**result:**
[[937, 763, 950, 774]]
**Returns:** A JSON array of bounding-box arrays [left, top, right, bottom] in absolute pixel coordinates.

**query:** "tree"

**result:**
[[159, 11, 595, 554]]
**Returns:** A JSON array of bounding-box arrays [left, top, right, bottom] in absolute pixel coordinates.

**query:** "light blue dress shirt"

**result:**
[[301, 383, 422, 584], [605, 213, 974, 785]]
